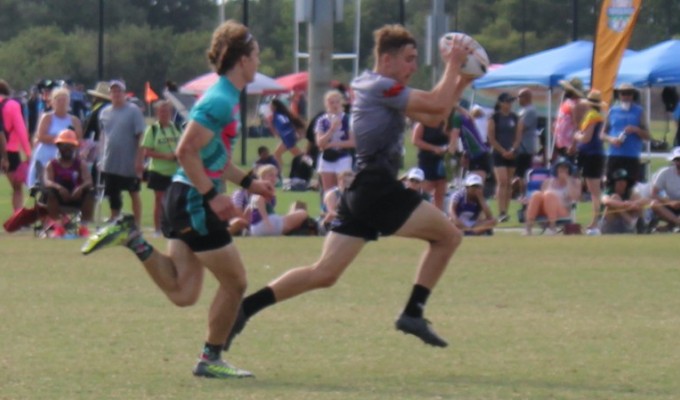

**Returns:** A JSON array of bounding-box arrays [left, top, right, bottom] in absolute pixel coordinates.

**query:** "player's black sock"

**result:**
[[403, 284, 430, 318], [126, 234, 153, 262], [201, 342, 222, 361], [242, 286, 276, 319]]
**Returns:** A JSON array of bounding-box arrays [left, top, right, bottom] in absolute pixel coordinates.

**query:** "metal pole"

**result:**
[[399, 0, 405, 25], [240, 0, 249, 166], [98, 0, 104, 80], [572, 0, 579, 41], [521, 0, 526, 55], [353, 0, 361, 78], [308, 0, 334, 119], [219, 0, 225, 24]]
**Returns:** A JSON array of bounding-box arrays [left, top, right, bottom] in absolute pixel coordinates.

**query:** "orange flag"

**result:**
[[145, 81, 159, 104], [591, 0, 642, 103]]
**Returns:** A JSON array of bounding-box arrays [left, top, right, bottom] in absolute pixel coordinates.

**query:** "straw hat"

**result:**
[[558, 78, 585, 98], [615, 82, 638, 93], [87, 81, 111, 100], [585, 89, 606, 107]]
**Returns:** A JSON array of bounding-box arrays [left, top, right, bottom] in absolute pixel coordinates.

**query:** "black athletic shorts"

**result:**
[[492, 151, 516, 168], [6, 151, 21, 172], [418, 156, 446, 181], [468, 153, 492, 176], [161, 181, 232, 252], [330, 167, 422, 241], [514, 153, 533, 178], [40, 187, 89, 208], [102, 172, 141, 194], [606, 156, 640, 182], [147, 171, 173, 192], [578, 154, 605, 179]]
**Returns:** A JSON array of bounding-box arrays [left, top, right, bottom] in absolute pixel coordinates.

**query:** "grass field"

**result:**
[[1, 232, 679, 400]]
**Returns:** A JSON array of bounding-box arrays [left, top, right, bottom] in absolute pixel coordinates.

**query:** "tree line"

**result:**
[[0, 0, 677, 96]]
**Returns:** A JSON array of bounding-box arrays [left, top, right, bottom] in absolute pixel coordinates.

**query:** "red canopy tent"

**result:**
[[275, 71, 341, 92], [180, 72, 287, 96]]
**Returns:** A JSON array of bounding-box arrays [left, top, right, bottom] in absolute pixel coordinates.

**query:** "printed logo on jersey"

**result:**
[[383, 83, 405, 98]]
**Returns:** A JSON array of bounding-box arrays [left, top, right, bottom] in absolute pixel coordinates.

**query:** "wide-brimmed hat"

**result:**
[[87, 81, 111, 100], [615, 82, 638, 93], [55, 129, 79, 146], [558, 78, 585, 98], [668, 147, 680, 161], [585, 89, 606, 107]]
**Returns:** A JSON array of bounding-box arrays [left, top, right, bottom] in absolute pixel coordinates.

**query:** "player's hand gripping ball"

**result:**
[[439, 32, 490, 78]]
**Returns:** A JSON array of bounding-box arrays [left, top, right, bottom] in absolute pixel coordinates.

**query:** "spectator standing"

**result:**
[[412, 119, 451, 210], [28, 88, 82, 189], [81, 82, 112, 182], [470, 105, 489, 145], [554, 78, 585, 161], [574, 90, 606, 235], [603, 83, 650, 183], [650, 147, 680, 231], [488, 92, 521, 222], [269, 98, 305, 173], [0, 79, 32, 210], [315, 90, 355, 196], [673, 102, 680, 147], [141, 100, 181, 236], [449, 106, 492, 181], [449, 173, 496, 235], [515, 88, 538, 198], [99, 80, 146, 226]]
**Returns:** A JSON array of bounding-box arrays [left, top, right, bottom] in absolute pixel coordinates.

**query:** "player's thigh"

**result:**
[[314, 232, 365, 274], [194, 243, 247, 290], [167, 239, 205, 292], [394, 200, 461, 243]]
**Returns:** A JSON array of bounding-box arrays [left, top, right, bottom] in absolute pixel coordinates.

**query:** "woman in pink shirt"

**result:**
[[0, 80, 32, 210]]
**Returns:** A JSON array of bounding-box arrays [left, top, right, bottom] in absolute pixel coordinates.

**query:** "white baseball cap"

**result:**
[[406, 168, 425, 182], [465, 174, 484, 187], [668, 147, 680, 161], [109, 80, 126, 91]]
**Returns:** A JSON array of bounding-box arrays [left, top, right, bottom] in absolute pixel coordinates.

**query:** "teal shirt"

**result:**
[[173, 76, 241, 189]]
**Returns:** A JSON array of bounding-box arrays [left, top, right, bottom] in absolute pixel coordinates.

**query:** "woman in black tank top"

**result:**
[[411, 120, 454, 210], [488, 92, 520, 222]]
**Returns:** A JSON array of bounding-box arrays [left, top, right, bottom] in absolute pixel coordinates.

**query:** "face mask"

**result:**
[[620, 101, 631, 111]]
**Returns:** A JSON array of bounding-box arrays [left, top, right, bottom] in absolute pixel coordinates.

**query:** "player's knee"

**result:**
[[311, 265, 340, 288], [171, 292, 200, 307]]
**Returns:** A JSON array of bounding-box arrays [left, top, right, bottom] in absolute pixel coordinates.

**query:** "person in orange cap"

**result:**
[[42, 129, 94, 237]]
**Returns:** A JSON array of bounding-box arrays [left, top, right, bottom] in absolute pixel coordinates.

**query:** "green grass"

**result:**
[[1, 233, 679, 400]]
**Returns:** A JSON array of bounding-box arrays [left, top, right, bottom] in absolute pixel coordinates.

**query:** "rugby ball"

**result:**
[[439, 32, 490, 78]]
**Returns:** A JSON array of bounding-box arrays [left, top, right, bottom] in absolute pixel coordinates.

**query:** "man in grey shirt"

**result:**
[[650, 147, 680, 230], [226, 25, 475, 351], [99, 80, 146, 225], [515, 88, 538, 197]]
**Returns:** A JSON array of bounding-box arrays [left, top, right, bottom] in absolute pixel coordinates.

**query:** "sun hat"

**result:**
[[87, 81, 111, 100], [558, 77, 585, 98], [615, 82, 638, 93], [54, 129, 79, 146], [464, 174, 484, 187], [585, 89, 606, 107]]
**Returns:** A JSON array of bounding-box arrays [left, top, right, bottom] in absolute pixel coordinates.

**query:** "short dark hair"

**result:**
[[0, 79, 11, 96], [257, 146, 269, 155]]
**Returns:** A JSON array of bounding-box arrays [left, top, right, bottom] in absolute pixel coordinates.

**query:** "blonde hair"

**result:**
[[256, 164, 278, 178], [51, 88, 70, 102], [324, 90, 344, 104], [153, 99, 172, 111]]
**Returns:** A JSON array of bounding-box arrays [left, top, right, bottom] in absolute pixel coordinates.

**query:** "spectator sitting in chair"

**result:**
[[449, 173, 496, 236], [600, 168, 647, 234], [42, 129, 94, 237], [524, 158, 581, 236], [249, 164, 309, 237], [649, 147, 680, 232]]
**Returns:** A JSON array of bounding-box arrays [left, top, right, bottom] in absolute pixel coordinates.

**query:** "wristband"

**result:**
[[202, 187, 218, 202], [240, 175, 253, 189]]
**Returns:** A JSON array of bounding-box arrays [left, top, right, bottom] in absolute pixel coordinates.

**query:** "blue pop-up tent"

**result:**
[[568, 40, 680, 87], [473, 41, 595, 89]]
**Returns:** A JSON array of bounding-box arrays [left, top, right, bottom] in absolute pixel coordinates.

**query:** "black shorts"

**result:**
[[514, 153, 533, 178], [578, 154, 605, 179], [418, 156, 446, 181], [40, 187, 92, 208], [606, 156, 640, 182], [6, 151, 21, 172], [468, 153, 492, 176], [492, 151, 516, 168], [330, 167, 422, 241], [147, 171, 173, 192], [102, 173, 141, 194], [161, 181, 232, 252]]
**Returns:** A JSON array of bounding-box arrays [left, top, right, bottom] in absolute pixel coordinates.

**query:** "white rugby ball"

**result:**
[[439, 32, 490, 78]]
